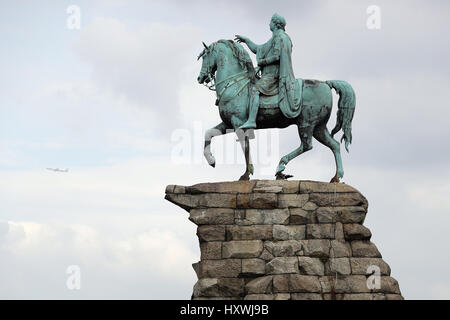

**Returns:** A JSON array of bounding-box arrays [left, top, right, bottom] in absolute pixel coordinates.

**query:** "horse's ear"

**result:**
[[202, 41, 209, 50]]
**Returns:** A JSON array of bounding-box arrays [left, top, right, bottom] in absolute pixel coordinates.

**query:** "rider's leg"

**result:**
[[239, 87, 259, 130]]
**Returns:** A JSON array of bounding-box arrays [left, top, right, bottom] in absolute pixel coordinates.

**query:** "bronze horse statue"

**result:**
[[197, 40, 355, 182]]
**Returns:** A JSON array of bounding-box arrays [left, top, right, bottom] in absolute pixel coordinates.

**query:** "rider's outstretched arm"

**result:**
[[245, 39, 260, 54]]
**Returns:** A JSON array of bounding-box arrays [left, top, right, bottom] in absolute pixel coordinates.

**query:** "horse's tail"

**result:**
[[326, 80, 356, 152]]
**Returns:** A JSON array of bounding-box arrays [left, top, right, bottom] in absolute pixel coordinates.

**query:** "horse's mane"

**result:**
[[216, 40, 256, 83]]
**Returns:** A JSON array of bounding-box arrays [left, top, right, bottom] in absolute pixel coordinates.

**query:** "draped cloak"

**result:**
[[255, 30, 302, 118]]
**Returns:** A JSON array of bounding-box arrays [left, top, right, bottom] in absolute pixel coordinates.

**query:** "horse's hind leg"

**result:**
[[204, 122, 227, 167], [275, 126, 313, 179], [313, 124, 344, 182]]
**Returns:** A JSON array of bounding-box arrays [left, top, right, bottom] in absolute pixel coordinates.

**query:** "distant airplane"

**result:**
[[46, 168, 69, 172]]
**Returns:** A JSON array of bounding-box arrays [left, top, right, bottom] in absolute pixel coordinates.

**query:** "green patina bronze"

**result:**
[[197, 14, 355, 182]]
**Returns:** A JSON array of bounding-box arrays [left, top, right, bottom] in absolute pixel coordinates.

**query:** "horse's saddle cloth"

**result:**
[[259, 79, 319, 109]]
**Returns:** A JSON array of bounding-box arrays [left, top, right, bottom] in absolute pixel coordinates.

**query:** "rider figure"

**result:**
[[235, 13, 300, 130]]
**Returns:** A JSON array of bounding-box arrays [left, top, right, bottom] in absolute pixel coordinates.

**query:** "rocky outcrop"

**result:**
[[165, 180, 403, 300]]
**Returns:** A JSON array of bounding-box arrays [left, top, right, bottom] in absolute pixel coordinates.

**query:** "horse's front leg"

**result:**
[[204, 122, 228, 167]]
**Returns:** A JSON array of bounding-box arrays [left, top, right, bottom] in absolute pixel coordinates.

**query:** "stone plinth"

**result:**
[[165, 180, 403, 300]]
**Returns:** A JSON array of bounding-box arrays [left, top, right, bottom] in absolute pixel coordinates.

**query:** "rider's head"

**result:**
[[270, 13, 286, 31]]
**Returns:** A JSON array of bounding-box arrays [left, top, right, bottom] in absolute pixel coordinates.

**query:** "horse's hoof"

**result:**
[[276, 172, 293, 180], [207, 158, 215, 167], [239, 174, 250, 181], [330, 174, 340, 183], [204, 154, 216, 168]]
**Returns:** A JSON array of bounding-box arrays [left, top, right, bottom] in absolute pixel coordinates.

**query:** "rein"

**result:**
[[202, 66, 216, 91], [204, 70, 250, 106], [215, 71, 250, 105], [215, 70, 247, 87], [201, 44, 252, 105]]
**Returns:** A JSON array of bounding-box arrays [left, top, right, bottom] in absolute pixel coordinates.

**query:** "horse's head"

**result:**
[[197, 42, 216, 85]]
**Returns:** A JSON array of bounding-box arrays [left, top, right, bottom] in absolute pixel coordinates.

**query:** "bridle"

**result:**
[[198, 42, 251, 104], [202, 64, 216, 91], [198, 43, 217, 91]]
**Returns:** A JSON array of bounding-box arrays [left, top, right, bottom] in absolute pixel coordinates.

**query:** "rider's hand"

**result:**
[[257, 58, 266, 67], [234, 35, 248, 43]]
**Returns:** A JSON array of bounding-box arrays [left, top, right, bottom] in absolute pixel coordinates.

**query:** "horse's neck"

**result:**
[[215, 47, 245, 92], [216, 64, 242, 81]]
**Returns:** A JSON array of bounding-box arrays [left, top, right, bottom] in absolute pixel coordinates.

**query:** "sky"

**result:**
[[0, 0, 450, 299]]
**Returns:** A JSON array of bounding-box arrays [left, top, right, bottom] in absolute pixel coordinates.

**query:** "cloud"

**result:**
[[75, 17, 205, 133], [407, 182, 450, 211], [430, 284, 450, 300], [0, 220, 198, 299]]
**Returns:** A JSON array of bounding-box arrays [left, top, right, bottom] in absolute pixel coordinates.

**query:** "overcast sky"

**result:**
[[1, 0, 450, 299]]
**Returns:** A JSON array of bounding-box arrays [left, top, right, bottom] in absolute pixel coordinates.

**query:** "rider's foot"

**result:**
[[239, 121, 256, 130]]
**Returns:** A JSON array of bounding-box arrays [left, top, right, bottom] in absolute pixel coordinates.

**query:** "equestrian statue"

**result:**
[[197, 14, 356, 182]]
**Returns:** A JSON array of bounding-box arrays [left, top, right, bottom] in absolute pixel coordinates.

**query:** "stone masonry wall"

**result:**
[[165, 180, 403, 300]]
